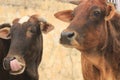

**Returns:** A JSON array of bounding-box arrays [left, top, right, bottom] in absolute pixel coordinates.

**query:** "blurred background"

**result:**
[[0, 0, 83, 80]]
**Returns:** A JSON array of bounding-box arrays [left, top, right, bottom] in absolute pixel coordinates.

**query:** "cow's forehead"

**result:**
[[77, 0, 105, 8], [18, 16, 30, 24]]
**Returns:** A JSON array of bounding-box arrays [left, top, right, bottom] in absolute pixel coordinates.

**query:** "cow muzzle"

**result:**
[[60, 30, 76, 46], [3, 56, 26, 75]]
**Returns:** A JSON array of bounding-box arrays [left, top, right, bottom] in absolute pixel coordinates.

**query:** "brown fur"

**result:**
[[54, 0, 120, 80]]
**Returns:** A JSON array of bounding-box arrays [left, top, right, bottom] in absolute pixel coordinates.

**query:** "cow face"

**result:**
[[1, 15, 54, 75], [54, 0, 115, 51]]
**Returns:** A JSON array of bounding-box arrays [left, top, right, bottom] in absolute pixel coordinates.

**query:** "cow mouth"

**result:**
[[9, 63, 26, 75], [9, 59, 26, 75], [3, 59, 26, 75], [60, 38, 72, 47], [9, 66, 25, 75], [60, 38, 80, 48], [59, 39, 84, 51]]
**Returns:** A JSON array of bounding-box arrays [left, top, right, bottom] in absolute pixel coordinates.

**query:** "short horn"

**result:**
[[31, 14, 47, 23], [38, 17, 47, 23], [69, 1, 81, 5]]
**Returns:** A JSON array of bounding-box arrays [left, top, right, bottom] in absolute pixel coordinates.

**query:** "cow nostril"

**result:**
[[61, 31, 76, 40], [10, 57, 16, 61], [67, 32, 75, 38]]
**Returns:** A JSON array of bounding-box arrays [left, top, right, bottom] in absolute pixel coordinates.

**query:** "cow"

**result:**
[[54, 0, 120, 80], [0, 15, 54, 80], [0, 23, 11, 80]]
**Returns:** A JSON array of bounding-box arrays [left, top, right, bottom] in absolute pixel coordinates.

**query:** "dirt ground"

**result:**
[[0, 0, 83, 80]]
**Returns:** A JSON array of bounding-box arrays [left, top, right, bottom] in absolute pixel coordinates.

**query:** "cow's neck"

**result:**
[[105, 12, 120, 53], [81, 48, 115, 80], [103, 12, 120, 66]]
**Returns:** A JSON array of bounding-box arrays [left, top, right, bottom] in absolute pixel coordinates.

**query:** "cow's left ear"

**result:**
[[105, 3, 116, 21], [54, 10, 73, 22], [0, 27, 11, 39], [40, 22, 54, 34]]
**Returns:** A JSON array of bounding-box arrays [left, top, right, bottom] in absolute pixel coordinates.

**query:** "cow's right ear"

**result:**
[[105, 3, 116, 21], [40, 22, 54, 34], [0, 27, 11, 39], [54, 10, 73, 22]]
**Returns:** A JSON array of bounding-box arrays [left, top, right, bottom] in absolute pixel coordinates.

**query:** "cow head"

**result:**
[[1, 15, 54, 75], [54, 0, 116, 51]]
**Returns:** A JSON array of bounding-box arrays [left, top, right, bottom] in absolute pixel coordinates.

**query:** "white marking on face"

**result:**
[[18, 16, 30, 24]]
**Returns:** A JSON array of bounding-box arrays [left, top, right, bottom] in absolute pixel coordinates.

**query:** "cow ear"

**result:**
[[54, 10, 73, 22], [0, 27, 11, 39], [40, 22, 54, 34], [105, 3, 116, 21]]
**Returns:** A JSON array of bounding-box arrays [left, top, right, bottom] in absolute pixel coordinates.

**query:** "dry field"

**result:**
[[0, 0, 83, 80]]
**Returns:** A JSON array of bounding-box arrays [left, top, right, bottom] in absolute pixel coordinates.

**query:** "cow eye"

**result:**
[[30, 29, 36, 33], [28, 27, 36, 33], [93, 10, 101, 17]]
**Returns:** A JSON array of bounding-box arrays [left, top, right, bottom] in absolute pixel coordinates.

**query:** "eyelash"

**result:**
[[93, 11, 101, 17]]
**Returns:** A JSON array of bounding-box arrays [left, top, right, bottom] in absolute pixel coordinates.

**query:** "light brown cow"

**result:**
[[54, 0, 120, 80]]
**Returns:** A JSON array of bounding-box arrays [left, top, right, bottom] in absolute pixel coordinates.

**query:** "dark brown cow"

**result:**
[[54, 0, 120, 80], [0, 23, 11, 80], [0, 15, 54, 80]]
